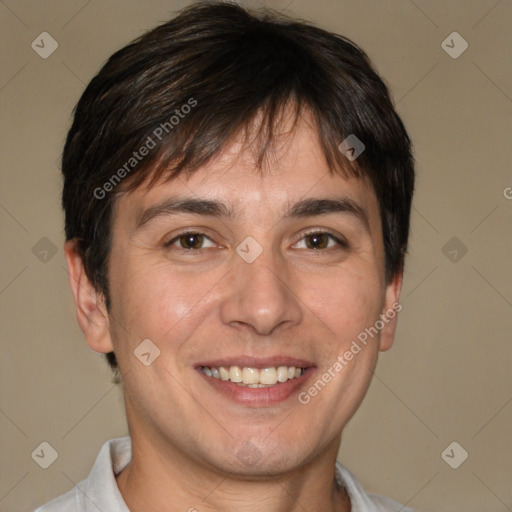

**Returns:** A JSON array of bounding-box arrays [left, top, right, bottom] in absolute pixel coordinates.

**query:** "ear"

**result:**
[[64, 240, 113, 354], [378, 270, 403, 352]]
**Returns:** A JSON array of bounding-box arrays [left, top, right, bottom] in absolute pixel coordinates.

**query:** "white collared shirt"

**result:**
[[35, 437, 414, 512]]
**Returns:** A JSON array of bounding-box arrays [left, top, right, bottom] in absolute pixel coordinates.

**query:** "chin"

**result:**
[[199, 435, 311, 479]]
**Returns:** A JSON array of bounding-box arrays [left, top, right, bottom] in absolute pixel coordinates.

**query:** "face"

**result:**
[[68, 110, 401, 478]]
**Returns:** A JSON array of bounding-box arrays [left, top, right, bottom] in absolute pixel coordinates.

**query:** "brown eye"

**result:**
[[179, 233, 204, 249], [294, 231, 346, 250], [305, 233, 330, 249], [165, 232, 216, 250]]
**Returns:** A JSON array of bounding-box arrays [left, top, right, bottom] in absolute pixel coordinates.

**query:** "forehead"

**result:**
[[114, 109, 380, 228]]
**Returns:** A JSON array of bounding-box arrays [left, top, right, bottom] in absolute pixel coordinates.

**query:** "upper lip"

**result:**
[[195, 356, 315, 369]]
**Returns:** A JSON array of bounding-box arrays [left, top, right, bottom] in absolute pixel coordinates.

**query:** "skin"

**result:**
[[65, 108, 402, 512]]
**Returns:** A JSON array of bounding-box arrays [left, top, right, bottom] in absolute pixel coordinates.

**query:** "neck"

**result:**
[[116, 428, 350, 512]]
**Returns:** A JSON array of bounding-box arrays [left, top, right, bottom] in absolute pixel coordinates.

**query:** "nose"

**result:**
[[219, 249, 303, 336]]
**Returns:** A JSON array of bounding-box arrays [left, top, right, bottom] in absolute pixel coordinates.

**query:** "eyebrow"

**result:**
[[134, 196, 370, 232], [284, 197, 369, 231], [135, 198, 234, 229]]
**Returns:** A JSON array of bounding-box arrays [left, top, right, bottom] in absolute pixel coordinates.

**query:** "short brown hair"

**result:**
[[62, 1, 414, 372]]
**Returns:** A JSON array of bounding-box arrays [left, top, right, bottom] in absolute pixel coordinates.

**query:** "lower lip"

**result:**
[[197, 368, 315, 406]]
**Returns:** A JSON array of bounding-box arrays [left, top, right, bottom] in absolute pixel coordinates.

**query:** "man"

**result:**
[[36, 1, 415, 510]]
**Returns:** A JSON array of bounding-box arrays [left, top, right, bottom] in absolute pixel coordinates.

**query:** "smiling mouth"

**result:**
[[200, 365, 306, 387]]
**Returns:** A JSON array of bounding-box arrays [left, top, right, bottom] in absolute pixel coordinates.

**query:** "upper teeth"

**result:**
[[200, 365, 304, 386]]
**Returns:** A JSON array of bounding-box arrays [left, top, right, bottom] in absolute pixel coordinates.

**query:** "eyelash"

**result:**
[[164, 229, 348, 252]]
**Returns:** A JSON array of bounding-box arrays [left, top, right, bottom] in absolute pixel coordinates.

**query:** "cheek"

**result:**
[[306, 265, 384, 345], [108, 256, 219, 352]]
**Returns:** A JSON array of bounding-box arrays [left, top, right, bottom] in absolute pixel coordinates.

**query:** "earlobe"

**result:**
[[379, 270, 403, 352], [64, 240, 114, 354]]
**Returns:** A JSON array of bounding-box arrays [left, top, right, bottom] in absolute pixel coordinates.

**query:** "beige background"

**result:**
[[1, 0, 511, 510]]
